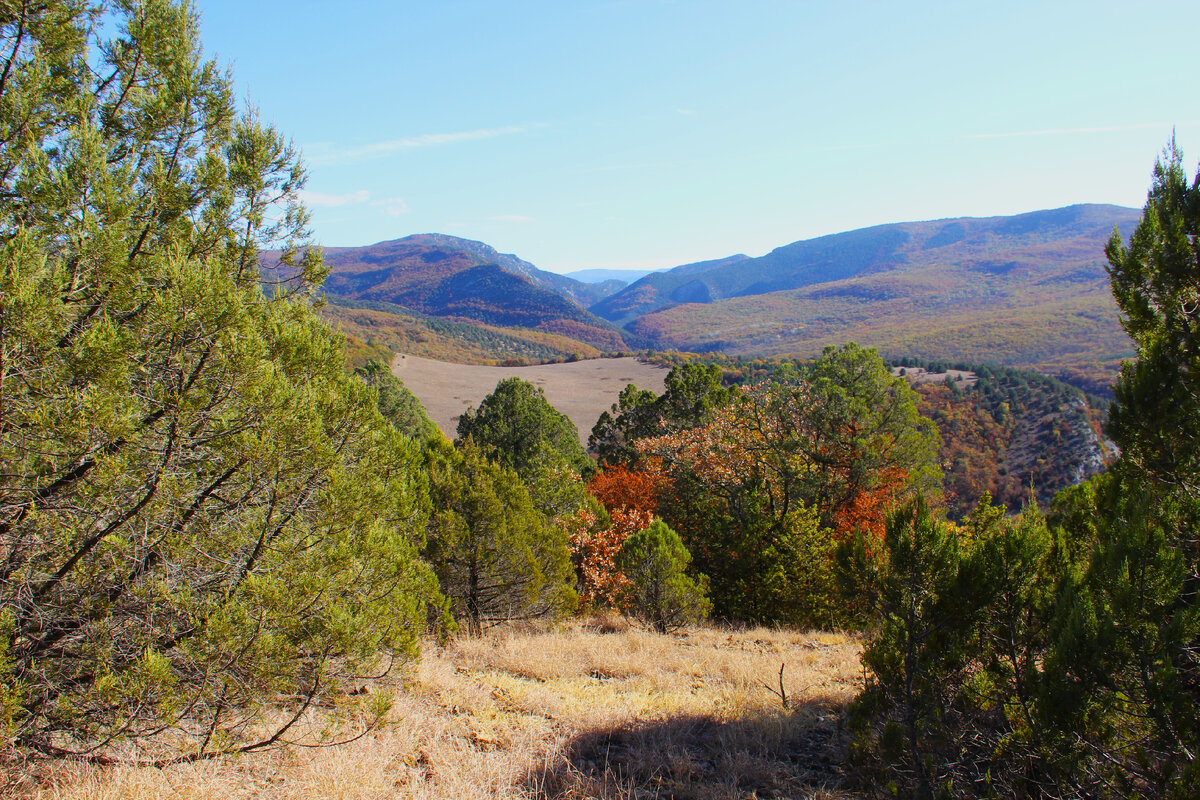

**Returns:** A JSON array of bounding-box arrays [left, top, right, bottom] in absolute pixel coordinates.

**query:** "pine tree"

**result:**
[[615, 519, 709, 633], [1106, 139, 1200, 498], [456, 377, 589, 479], [0, 0, 439, 757], [1039, 140, 1200, 794], [356, 358, 442, 444], [424, 443, 576, 634], [838, 497, 977, 799]]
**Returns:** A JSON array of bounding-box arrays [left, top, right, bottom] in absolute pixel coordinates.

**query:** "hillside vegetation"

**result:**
[[612, 205, 1139, 385], [636, 352, 1111, 519], [901, 360, 1111, 516], [266, 235, 631, 350], [322, 297, 608, 368]]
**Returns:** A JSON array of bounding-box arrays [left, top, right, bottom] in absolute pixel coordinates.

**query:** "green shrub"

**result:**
[[616, 519, 711, 633]]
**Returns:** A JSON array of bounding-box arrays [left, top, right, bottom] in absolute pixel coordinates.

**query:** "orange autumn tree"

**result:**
[[575, 464, 666, 607], [637, 391, 836, 623], [638, 345, 941, 625]]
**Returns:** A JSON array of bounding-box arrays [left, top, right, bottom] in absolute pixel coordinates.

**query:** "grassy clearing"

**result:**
[[392, 355, 669, 445], [7, 620, 862, 800]]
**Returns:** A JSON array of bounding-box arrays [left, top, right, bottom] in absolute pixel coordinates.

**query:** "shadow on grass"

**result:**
[[523, 698, 853, 800]]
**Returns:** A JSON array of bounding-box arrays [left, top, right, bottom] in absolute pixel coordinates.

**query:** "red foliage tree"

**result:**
[[570, 465, 666, 607]]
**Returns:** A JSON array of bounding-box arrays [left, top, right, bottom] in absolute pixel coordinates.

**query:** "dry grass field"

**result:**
[[391, 355, 670, 444], [6, 621, 863, 800]]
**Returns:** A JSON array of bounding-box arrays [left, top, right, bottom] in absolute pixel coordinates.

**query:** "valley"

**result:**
[[9, 3, 1195, 797], [311, 204, 1140, 391]]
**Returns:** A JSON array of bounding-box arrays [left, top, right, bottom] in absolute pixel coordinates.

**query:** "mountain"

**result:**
[[276, 234, 633, 351], [565, 268, 668, 284], [590, 255, 750, 327], [597, 204, 1141, 383], [595, 205, 1135, 322], [320, 233, 616, 306]]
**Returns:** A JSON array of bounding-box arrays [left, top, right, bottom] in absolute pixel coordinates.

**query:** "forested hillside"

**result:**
[[900, 360, 1111, 516], [598, 205, 1137, 320], [322, 296, 608, 367], [263, 234, 631, 350], [610, 205, 1139, 386]]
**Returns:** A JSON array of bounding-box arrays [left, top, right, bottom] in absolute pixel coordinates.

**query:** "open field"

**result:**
[[391, 355, 670, 444], [9, 622, 863, 800], [890, 366, 978, 388]]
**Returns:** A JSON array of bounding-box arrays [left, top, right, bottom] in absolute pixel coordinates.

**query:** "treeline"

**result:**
[[323, 295, 598, 365], [644, 351, 1112, 519]]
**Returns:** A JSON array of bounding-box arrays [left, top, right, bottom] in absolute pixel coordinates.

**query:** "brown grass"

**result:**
[[391, 355, 669, 445], [7, 621, 863, 800]]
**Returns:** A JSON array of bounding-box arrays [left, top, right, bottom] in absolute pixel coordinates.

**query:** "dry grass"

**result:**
[[390, 355, 669, 445], [6, 620, 863, 800]]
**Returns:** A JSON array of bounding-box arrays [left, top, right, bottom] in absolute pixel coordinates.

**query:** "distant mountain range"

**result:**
[[596, 204, 1137, 322], [600, 204, 1142, 385], [564, 267, 667, 284], [274, 234, 634, 351], [289, 204, 1144, 386]]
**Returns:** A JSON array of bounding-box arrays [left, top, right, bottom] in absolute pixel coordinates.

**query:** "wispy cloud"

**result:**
[[297, 189, 410, 217], [490, 215, 536, 224], [307, 124, 542, 165], [370, 195, 410, 217], [967, 122, 1176, 140], [676, 108, 697, 116], [297, 189, 370, 207]]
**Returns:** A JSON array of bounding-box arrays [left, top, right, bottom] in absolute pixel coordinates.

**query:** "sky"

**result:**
[[193, 0, 1200, 275]]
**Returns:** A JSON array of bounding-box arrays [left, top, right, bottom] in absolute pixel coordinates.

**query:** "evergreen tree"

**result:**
[[457, 377, 590, 479], [1107, 139, 1200, 499], [589, 383, 659, 466], [0, 0, 440, 757], [1036, 143, 1200, 794], [424, 443, 577, 634], [615, 519, 710, 633], [838, 497, 979, 799], [356, 358, 442, 444]]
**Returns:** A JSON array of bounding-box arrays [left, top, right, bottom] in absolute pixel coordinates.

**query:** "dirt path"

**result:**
[[390, 354, 670, 444]]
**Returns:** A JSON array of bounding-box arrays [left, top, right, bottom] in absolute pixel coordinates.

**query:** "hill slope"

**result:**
[[320, 296, 611, 368], [606, 204, 1141, 380], [293, 234, 632, 351]]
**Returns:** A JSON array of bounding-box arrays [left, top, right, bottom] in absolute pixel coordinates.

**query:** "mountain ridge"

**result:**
[[279, 204, 1143, 384], [285, 234, 634, 351], [615, 204, 1141, 384], [592, 204, 1138, 326]]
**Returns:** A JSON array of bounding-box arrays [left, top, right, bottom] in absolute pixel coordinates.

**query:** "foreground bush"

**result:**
[[0, 1, 439, 758], [838, 143, 1200, 799]]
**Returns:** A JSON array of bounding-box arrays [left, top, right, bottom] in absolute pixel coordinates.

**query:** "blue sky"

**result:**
[[195, 1, 1200, 274]]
